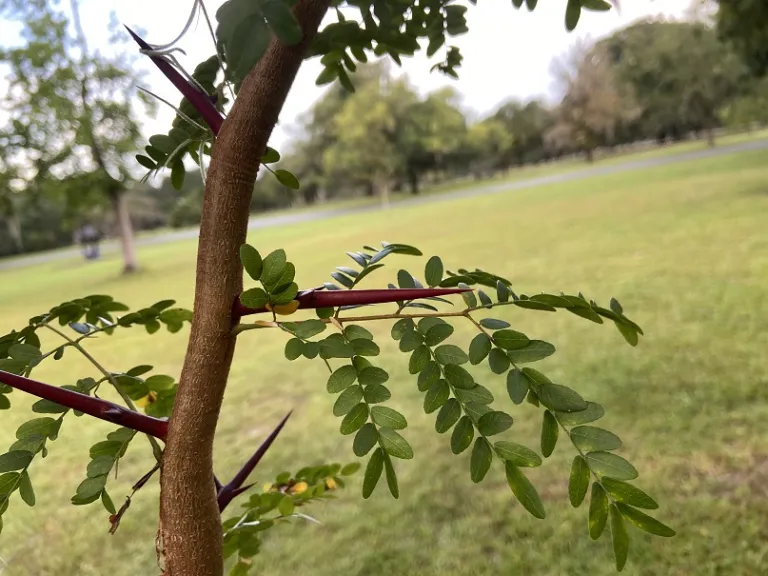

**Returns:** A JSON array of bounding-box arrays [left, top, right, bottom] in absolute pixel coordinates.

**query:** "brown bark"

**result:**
[[379, 180, 391, 208], [111, 191, 138, 273], [158, 2, 331, 575], [6, 213, 23, 253], [706, 127, 716, 147]]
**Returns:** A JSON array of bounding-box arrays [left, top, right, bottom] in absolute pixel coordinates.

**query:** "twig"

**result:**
[[43, 324, 165, 459]]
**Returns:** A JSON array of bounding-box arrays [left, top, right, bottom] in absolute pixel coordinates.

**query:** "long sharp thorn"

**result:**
[[218, 411, 292, 511], [233, 287, 471, 318], [0, 370, 168, 440], [124, 25, 224, 135]]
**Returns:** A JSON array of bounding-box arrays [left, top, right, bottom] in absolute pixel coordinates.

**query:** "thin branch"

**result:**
[[217, 411, 292, 511], [233, 310, 469, 335], [463, 311, 492, 338], [143, 0, 201, 52], [44, 324, 165, 460], [198, 0, 236, 102], [109, 462, 161, 534], [137, 86, 208, 133]]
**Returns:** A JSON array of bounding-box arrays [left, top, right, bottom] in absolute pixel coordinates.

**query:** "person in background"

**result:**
[[77, 222, 102, 260]]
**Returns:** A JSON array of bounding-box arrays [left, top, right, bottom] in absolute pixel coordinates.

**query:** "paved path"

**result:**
[[2, 138, 766, 273]]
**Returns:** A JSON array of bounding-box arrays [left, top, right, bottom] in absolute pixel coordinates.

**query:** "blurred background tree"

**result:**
[[1, 4, 767, 260]]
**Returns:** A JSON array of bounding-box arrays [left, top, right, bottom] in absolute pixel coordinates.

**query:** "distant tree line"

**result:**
[[1, 13, 767, 260]]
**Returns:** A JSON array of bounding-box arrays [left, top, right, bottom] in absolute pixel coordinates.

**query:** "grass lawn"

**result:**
[[1, 146, 768, 575]]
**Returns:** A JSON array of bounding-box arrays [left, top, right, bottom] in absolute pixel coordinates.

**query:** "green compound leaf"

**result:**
[[492, 329, 529, 350], [541, 410, 559, 457], [585, 452, 638, 481], [507, 369, 529, 405], [506, 340, 555, 364], [454, 384, 494, 405], [589, 482, 610, 539], [378, 427, 414, 460], [261, 0, 303, 45], [353, 423, 379, 457], [601, 478, 658, 510], [424, 379, 450, 414], [568, 455, 590, 507], [610, 504, 630, 571], [363, 384, 391, 404], [435, 398, 462, 433], [504, 462, 546, 519], [417, 361, 440, 391], [327, 365, 357, 393], [339, 403, 368, 435], [409, 345, 431, 374], [274, 169, 300, 190], [383, 453, 399, 499], [362, 447, 384, 498], [434, 345, 469, 365], [284, 338, 304, 361], [494, 441, 542, 467], [240, 244, 263, 281], [370, 406, 407, 430], [424, 256, 443, 287], [470, 437, 493, 483], [444, 364, 475, 389], [479, 318, 510, 330], [469, 334, 492, 365], [556, 402, 605, 426], [488, 348, 511, 374], [240, 287, 268, 309], [450, 416, 474, 454], [537, 384, 587, 413], [477, 411, 513, 436], [358, 366, 389, 387], [0, 451, 33, 473], [425, 324, 454, 346], [333, 385, 363, 417], [615, 503, 675, 537], [570, 426, 622, 452]]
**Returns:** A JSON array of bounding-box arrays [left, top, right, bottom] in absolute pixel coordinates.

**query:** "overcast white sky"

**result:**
[[1, 0, 693, 150]]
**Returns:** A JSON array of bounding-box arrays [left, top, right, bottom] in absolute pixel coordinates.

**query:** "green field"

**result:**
[[1, 146, 767, 575]]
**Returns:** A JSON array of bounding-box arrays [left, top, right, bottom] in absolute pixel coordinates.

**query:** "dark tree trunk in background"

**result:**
[[706, 127, 716, 147], [302, 183, 318, 204], [6, 215, 23, 254], [408, 167, 420, 195], [585, 148, 595, 163], [110, 190, 138, 274]]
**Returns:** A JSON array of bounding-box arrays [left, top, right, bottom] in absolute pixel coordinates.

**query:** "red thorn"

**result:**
[[124, 25, 224, 135], [218, 411, 292, 511], [233, 287, 470, 318], [0, 370, 168, 440]]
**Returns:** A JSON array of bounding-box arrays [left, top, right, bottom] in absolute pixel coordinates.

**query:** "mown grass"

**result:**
[[1, 148, 767, 575]]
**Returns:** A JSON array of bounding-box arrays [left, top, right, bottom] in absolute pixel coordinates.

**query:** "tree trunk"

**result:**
[[111, 191, 138, 273], [379, 180, 390, 209], [706, 127, 716, 147], [408, 168, 419, 195], [6, 214, 23, 254], [585, 148, 595, 163], [158, 2, 330, 575]]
